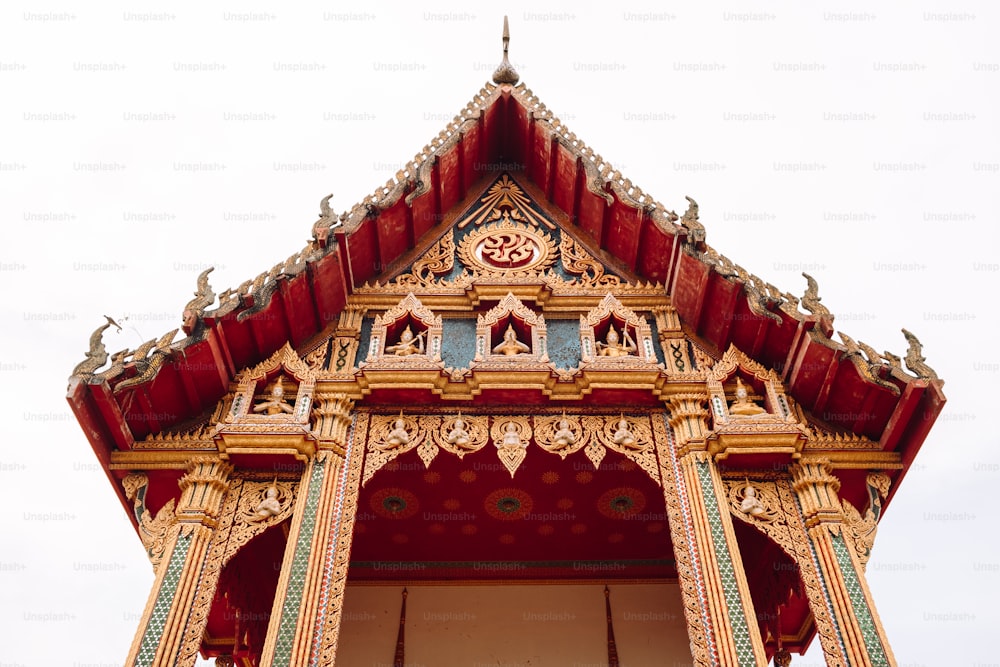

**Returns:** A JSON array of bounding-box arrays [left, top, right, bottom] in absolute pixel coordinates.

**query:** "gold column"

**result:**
[[260, 395, 363, 667], [790, 459, 896, 667], [661, 396, 767, 667], [125, 457, 233, 667]]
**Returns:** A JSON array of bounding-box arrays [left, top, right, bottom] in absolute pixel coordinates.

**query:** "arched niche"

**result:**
[[473, 292, 548, 363], [367, 293, 443, 363], [579, 293, 655, 363]]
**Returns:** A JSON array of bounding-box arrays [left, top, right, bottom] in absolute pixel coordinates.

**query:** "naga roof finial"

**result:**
[[492, 16, 519, 85], [902, 328, 939, 380]]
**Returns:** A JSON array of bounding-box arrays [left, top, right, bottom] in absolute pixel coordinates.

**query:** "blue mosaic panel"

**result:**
[[546, 318, 582, 370], [133, 532, 192, 667], [272, 458, 328, 667], [695, 461, 757, 667], [831, 533, 890, 665], [440, 318, 477, 369]]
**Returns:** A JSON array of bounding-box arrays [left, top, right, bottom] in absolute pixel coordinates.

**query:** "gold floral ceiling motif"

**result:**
[[457, 174, 555, 230]]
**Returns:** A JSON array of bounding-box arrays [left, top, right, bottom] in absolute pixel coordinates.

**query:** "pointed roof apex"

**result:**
[[492, 15, 519, 85]]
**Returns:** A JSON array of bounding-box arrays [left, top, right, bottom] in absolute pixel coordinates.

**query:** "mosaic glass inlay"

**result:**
[[133, 532, 192, 667], [695, 461, 756, 667], [831, 533, 890, 665], [271, 457, 328, 667]]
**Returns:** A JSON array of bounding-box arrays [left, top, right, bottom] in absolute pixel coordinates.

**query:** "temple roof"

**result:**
[[67, 31, 945, 510]]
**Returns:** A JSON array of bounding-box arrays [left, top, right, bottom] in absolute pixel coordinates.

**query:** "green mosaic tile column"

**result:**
[[694, 461, 758, 666], [693, 460, 764, 667], [831, 533, 891, 666], [132, 532, 192, 667], [790, 460, 897, 666], [264, 455, 330, 667]]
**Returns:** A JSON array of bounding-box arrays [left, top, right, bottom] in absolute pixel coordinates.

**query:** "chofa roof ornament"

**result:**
[[492, 16, 519, 85]]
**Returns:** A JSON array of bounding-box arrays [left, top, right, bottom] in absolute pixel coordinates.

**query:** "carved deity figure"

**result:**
[[729, 377, 766, 417], [387, 417, 411, 447], [740, 484, 767, 517], [612, 418, 638, 448], [385, 325, 424, 356], [445, 416, 472, 448], [492, 324, 530, 355], [251, 484, 282, 522], [597, 324, 636, 357], [253, 377, 294, 415], [501, 422, 524, 447], [553, 417, 576, 446]]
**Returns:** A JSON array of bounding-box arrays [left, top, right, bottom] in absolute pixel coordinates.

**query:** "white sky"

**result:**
[[1, 1, 997, 665]]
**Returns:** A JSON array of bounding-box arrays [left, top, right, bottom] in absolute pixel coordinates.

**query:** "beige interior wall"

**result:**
[[336, 582, 692, 666]]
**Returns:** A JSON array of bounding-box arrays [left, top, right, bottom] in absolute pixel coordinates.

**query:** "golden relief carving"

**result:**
[[595, 416, 661, 485], [457, 218, 558, 276], [490, 416, 532, 478], [315, 413, 366, 664], [362, 413, 427, 486], [803, 423, 881, 450], [580, 416, 609, 470], [416, 416, 443, 470], [727, 481, 779, 523], [652, 417, 712, 667], [533, 414, 589, 459], [840, 472, 891, 570], [437, 414, 489, 458], [399, 231, 459, 288], [122, 473, 176, 570], [222, 478, 299, 565], [457, 174, 556, 230], [353, 172, 666, 297], [357, 413, 669, 488], [134, 424, 216, 451], [559, 234, 621, 289], [361, 414, 442, 482], [241, 341, 317, 383]]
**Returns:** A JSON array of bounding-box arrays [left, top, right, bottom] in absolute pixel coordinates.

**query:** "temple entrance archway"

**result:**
[[338, 407, 693, 665]]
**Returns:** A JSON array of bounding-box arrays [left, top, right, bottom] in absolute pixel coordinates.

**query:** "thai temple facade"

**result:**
[[68, 20, 945, 667]]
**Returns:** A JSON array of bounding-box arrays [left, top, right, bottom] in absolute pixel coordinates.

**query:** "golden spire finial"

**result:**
[[492, 15, 519, 85]]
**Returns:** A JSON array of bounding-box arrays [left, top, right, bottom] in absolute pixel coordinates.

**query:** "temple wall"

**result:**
[[336, 582, 692, 666]]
